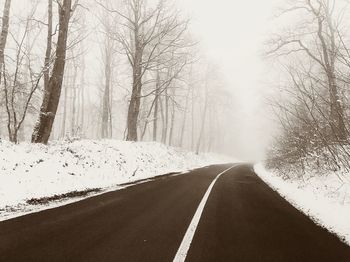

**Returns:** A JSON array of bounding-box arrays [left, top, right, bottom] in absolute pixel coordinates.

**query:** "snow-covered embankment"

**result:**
[[254, 163, 350, 245], [0, 140, 230, 220]]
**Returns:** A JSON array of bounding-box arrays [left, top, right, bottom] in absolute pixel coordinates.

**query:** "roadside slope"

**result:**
[[0, 140, 230, 220]]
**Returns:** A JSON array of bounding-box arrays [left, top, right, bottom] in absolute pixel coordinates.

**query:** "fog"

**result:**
[[0, 0, 287, 161], [176, 0, 280, 160], [182, 0, 284, 160]]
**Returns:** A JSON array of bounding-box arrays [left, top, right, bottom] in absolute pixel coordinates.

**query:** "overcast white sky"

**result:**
[[178, 0, 276, 93], [176, 0, 279, 159]]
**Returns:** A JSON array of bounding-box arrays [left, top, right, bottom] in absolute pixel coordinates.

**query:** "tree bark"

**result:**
[[71, 64, 78, 135], [179, 86, 190, 147], [43, 0, 52, 91], [32, 0, 72, 144], [0, 0, 11, 83], [161, 87, 169, 143], [152, 71, 161, 141], [108, 75, 113, 138], [316, 14, 346, 140], [60, 77, 68, 138], [196, 81, 209, 154], [80, 64, 85, 133], [101, 45, 112, 138], [126, 1, 143, 142], [191, 85, 195, 151], [168, 97, 176, 146], [126, 23, 142, 141]]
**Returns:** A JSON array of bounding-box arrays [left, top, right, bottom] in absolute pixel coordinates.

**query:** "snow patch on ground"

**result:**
[[0, 139, 232, 220], [254, 163, 350, 245]]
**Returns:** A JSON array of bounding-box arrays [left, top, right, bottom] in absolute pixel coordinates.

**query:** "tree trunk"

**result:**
[[126, 24, 142, 141], [71, 64, 78, 135], [101, 46, 111, 138], [126, 79, 141, 141], [32, 0, 72, 144], [0, 0, 11, 83], [61, 77, 68, 138], [159, 94, 165, 140], [317, 15, 346, 141], [101, 78, 110, 138], [108, 74, 113, 138], [9, 130, 17, 143], [80, 68, 85, 133], [76, 54, 85, 136], [207, 104, 214, 152], [168, 98, 176, 146], [152, 71, 160, 141], [179, 86, 190, 147], [43, 0, 52, 91], [161, 87, 169, 144], [191, 85, 195, 151], [140, 96, 157, 140], [196, 82, 209, 154]]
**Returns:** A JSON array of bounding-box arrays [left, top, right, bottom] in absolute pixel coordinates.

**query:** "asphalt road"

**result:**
[[0, 164, 349, 262]]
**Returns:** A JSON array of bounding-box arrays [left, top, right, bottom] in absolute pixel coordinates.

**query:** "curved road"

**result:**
[[0, 164, 349, 261]]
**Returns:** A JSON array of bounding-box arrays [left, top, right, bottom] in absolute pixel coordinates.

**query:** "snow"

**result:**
[[0, 139, 231, 220], [254, 163, 350, 245]]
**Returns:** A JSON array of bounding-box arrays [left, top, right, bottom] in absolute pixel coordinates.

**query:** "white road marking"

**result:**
[[173, 165, 237, 262]]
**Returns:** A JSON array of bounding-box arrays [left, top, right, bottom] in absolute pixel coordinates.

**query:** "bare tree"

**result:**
[[152, 69, 161, 141], [2, 3, 46, 143], [178, 66, 194, 147], [0, 0, 11, 84], [100, 0, 190, 141], [268, 0, 347, 141], [60, 72, 69, 138], [99, 2, 116, 139], [70, 59, 78, 135], [43, 0, 53, 92], [196, 77, 209, 154], [264, 0, 350, 176], [32, 0, 72, 144]]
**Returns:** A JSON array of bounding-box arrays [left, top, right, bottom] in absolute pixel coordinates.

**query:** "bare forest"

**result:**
[[266, 0, 350, 177], [0, 0, 235, 155]]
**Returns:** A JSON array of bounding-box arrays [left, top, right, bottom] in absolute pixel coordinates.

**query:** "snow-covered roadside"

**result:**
[[254, 163, 350, 245], [0, 139, 232, 221]]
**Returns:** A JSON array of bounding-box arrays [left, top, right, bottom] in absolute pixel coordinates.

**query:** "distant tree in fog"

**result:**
[[99, 0, 190, 141], [99, 0, 116, 139], [1, 1, 47, 143]]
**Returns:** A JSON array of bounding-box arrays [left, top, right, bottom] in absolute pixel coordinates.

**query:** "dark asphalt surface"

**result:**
[[0, 164, 350, 262], [186, 165, 350, 262]]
